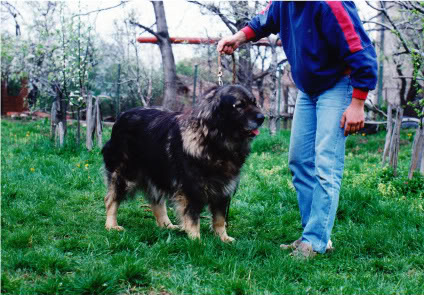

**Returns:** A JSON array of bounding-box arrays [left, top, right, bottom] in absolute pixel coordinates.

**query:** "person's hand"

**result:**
[[340, 98, 365, 136], [217, 31, 247, 55]]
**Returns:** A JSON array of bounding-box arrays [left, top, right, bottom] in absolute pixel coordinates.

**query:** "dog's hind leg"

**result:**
[[174, 193, 201, 240], [151, 201, 179, 230], [209, 198, 235, 243], [104, 172, 126, 231]]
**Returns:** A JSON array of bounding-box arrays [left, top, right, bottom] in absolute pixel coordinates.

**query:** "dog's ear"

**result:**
[[220, 95, 236, 108]]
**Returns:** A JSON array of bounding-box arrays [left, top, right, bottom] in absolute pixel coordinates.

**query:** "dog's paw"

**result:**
[[165, 223, 180, 230], [105, 224, 125, 231], [187, 231, 201, 240], [220, 235, 235, 243]]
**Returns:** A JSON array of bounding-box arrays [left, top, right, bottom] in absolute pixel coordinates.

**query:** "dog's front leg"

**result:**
[[182, 214, 201, 240], [210, 199, 235, 243], [174, 193, 201, 240], [151, 201, 179, 230]]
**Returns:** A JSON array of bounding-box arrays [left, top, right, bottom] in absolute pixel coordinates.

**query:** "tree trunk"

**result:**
[[51, 100, 58, 141], [256, 78, 265, 108], [86, 94, 95, 150], [268, 42, 278, 136], [408, 114, 424, 179], [382, 103, 393, 166], [389, 107, 403, 176], [57, 121, 65, 147], [282, 85, 289, 129], [152, 1, 179, 111], [421, 139, 424, 174], [235, 20, 252, 90], [396, 63, 418, 117], [76, 108, 81, 146], [237, 45, 253, 90], [376, 1, 385, 108], [51, 86, 67, 147], [95, 97, 103, 148]]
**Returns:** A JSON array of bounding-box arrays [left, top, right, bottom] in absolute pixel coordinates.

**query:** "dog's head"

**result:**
[[198, 85, 264, 138]]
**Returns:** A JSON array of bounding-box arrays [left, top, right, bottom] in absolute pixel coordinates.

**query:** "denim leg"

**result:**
[[301, 77, 352, 253], [288, 91, 317, 229]]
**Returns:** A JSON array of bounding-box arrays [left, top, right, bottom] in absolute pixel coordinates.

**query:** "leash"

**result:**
[[217, 53, 236, 86], [218, 53, 237, 223]]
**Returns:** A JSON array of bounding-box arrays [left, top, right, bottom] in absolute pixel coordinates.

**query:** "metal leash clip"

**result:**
[[217, 70, 223, 86], [217, 53, 236, 86], [217, 54, 223, 86]]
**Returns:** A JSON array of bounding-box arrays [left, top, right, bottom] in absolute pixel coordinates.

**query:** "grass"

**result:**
[[1, 118, 424, 294]]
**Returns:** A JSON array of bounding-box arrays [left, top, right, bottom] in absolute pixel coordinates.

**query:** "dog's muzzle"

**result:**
[[248, 113, 265, 137], [256, 113, 265, 125]]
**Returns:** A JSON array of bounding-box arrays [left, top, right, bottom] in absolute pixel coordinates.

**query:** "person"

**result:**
[[217, 1, 377, 258]]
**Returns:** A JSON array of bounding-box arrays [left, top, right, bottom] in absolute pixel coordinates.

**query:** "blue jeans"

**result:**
[[288, 76, 352, 254]]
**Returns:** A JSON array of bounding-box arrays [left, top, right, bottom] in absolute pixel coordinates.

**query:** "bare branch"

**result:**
[[365, 100, 388, 118], [363, 20, 393, 31], [188, 1, 237, 34], [128, 20, 160, 39], [366, 1, 412, 54], [72, 1, 129, 18], [1, 1, 22, 36], [393, 76, 424, 81], [365, 1, 384, 12], [397, 1, 424, 15], [253, 59, 288, 81]]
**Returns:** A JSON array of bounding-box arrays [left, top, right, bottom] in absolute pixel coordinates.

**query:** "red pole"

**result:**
[[136, 36, 281, 47]]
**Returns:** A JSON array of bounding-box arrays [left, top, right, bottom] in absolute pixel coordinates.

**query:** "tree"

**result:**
[[129, 1, 181, 111], [112, 14, 155, 109], [365, 1, 423, 115], [2, 1, 98, 147], [188, 1, 262, 90], [1, 1, 22, 36], [267, 39, 279, 135], [365, 1, 424, 176]]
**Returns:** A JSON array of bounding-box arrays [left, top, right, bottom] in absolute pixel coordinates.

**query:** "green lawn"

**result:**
[[1, 119, 424, 294]]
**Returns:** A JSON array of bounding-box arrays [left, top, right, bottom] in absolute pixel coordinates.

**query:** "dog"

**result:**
[[102, 84, 264, 242]]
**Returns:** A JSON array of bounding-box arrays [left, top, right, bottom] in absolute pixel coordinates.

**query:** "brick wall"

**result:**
[[1, 79, 29, 115]]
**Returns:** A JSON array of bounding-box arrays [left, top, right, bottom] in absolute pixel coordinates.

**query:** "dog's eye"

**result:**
[[233, 102, 245, 109]]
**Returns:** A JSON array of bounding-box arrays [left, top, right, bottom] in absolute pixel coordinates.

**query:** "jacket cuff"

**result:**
[[241, 26, 256, 41], [352, 88, 368, 100]]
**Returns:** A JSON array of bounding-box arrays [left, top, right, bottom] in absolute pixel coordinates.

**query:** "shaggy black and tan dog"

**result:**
[[102, 84, 264, 242]]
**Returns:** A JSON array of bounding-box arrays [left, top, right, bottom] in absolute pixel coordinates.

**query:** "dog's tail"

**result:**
[[102, 140, 121, 174]]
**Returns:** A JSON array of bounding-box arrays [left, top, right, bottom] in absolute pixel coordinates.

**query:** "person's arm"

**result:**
[[321, 1, 378, 135], [217, 30, 248, 55], [217, 1, 279, 55]]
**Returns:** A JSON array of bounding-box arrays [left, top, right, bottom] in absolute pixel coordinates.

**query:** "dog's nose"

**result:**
[[256, 113, 265, 125]]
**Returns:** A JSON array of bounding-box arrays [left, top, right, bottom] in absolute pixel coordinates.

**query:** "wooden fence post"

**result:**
[[95, 97, 103, 148], [408, 116, 424, 179], [51, 100, 58, 141], [382, 103, 393, 166], [421, 138, 424, 174], [86, 95, 103, 150], [388, 106, 403, 176], [86, 94, 95, 150], [51, 95, 66, 147]]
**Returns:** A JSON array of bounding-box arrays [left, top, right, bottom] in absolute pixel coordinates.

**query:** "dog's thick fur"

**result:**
[[102, 85, 264, 242]]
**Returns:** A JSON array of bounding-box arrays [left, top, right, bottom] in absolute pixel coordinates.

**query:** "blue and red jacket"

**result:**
[[241, 1, 378, 99]]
